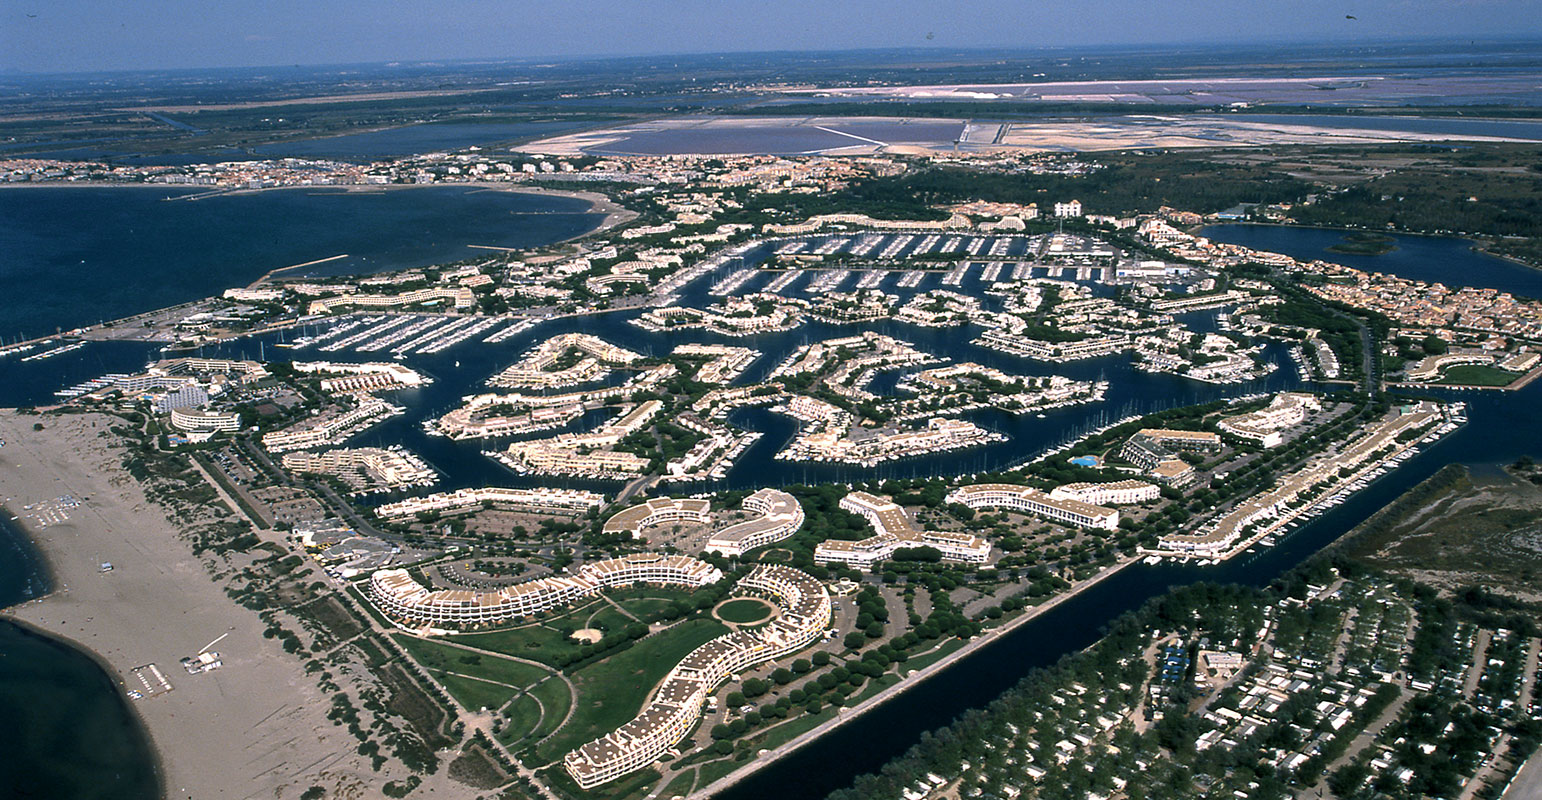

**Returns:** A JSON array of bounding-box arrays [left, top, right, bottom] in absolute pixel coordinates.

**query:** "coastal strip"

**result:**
[[0, 410, 375, 798], [248, 253, 350, 287]]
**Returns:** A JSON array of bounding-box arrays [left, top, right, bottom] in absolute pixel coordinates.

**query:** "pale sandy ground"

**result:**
[[518, 115, 1530, 157], [0, 411, 375, 800]]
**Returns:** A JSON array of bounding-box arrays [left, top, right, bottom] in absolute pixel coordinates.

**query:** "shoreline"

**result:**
[[0, 409, 377, 799], [0, 613, 167, 798], [0, 180, 637, 351], [1201, 220, 1542, 279], [0, 502, 57, 603], [689, 555, 1139, 799]]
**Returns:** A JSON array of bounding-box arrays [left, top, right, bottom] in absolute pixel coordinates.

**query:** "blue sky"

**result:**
[[3, 0, 1539, 74]]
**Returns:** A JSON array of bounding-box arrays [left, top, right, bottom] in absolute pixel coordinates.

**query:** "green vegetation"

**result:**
[[1340, 462, 1542, 596], [434, 673, 518, 713], [500, 692, 545, 745], [458, 619, 596, 667], [528, 677, 573, 740], [1438, 364, 1519, 387], [715, 598, 774, 624], [1326, 232, 1397, 256], [839, 155, 1312, 217], [531, 618, 730, 764], [393, 635, 551, 689]]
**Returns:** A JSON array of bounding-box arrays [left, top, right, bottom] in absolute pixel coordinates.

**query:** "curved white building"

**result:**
[[704, 488, 804, 557], [1047, 479, 1159, 507], [563, 564, 830, 788], [947, 483, 1119, 531], [374, 486, 604, 520], [169, 407, 241, 433], [368, 553, 722, 628], [813, 491, 990, 569], [601, 497, 711, 540]]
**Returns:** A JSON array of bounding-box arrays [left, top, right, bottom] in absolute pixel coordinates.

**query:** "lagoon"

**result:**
[[0, 184, 605, 340], [1201, 223, 1542, 299]]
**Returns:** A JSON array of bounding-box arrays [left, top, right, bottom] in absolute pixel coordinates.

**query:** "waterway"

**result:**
[[0, 184, 606, 340], [1201, 223, 1542, 299], [1, 223, 1539, 798]]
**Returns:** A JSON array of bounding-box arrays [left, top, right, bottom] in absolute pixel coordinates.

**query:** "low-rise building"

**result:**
[[948, 484, 1120, 530]]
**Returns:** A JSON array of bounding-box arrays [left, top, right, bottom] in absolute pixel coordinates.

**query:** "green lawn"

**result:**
[[529, 676, 573, 740], [1438, 364, 1520, 387], [533, 618, 730, 764], [696, 756, 749, 790], [744, 707, 837, 752], [715, 598, 773, 624], [438, 672, 521, 713], [658, 770, 696, 799], [499, 692, 543, 745], [585, 604, 639, 633], [455, 623, 587, 667], [901, 638, 967, 674], [619, 596, 681, 622], [392, 634, 552, 688]]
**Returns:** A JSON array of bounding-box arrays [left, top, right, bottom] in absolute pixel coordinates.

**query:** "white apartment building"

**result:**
[[373, 487, 604, 519], [704, 489, 804, 557], [169, 407, 241, 433], [601, 497, 712, 539], [813, 491, 991, 568], [947, 484, 1120, 530], [1048, 479, 1160, 506], [369, 553, 722, 628], [1053, 200, 1083, 218], [564, 564, 829, 788]]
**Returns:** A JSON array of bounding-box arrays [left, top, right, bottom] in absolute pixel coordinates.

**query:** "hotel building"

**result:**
[[1047, 479, 1160, 506], [306, 286, 474, 315], [564, 564, 830, 788], [262, 397, 400, 452], [1120, 428, 1222, 470], [169, 407, 242, 433], [373, 487, 604, 520], [947, 484, 1120, 531], [601, 497, 713, 540], [279, 447, 436, 491], [814, 491, 991, 569], [369, 553, 722, 628], [703, 489, 804, 557], [1217, 393, 1320, 448]]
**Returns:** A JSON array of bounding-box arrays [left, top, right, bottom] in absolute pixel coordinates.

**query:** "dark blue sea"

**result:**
[[0, 185, 605, 340]]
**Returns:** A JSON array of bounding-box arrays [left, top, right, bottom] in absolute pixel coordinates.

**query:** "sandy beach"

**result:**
[[0, 411, 374, 800]]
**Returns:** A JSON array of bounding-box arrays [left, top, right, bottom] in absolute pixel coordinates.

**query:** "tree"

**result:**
[[812, 651, 832, 667], [844, 631, 867, 650]]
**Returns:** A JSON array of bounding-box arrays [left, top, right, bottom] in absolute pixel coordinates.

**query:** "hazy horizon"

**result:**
[[4, 0, 1541, 76]]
